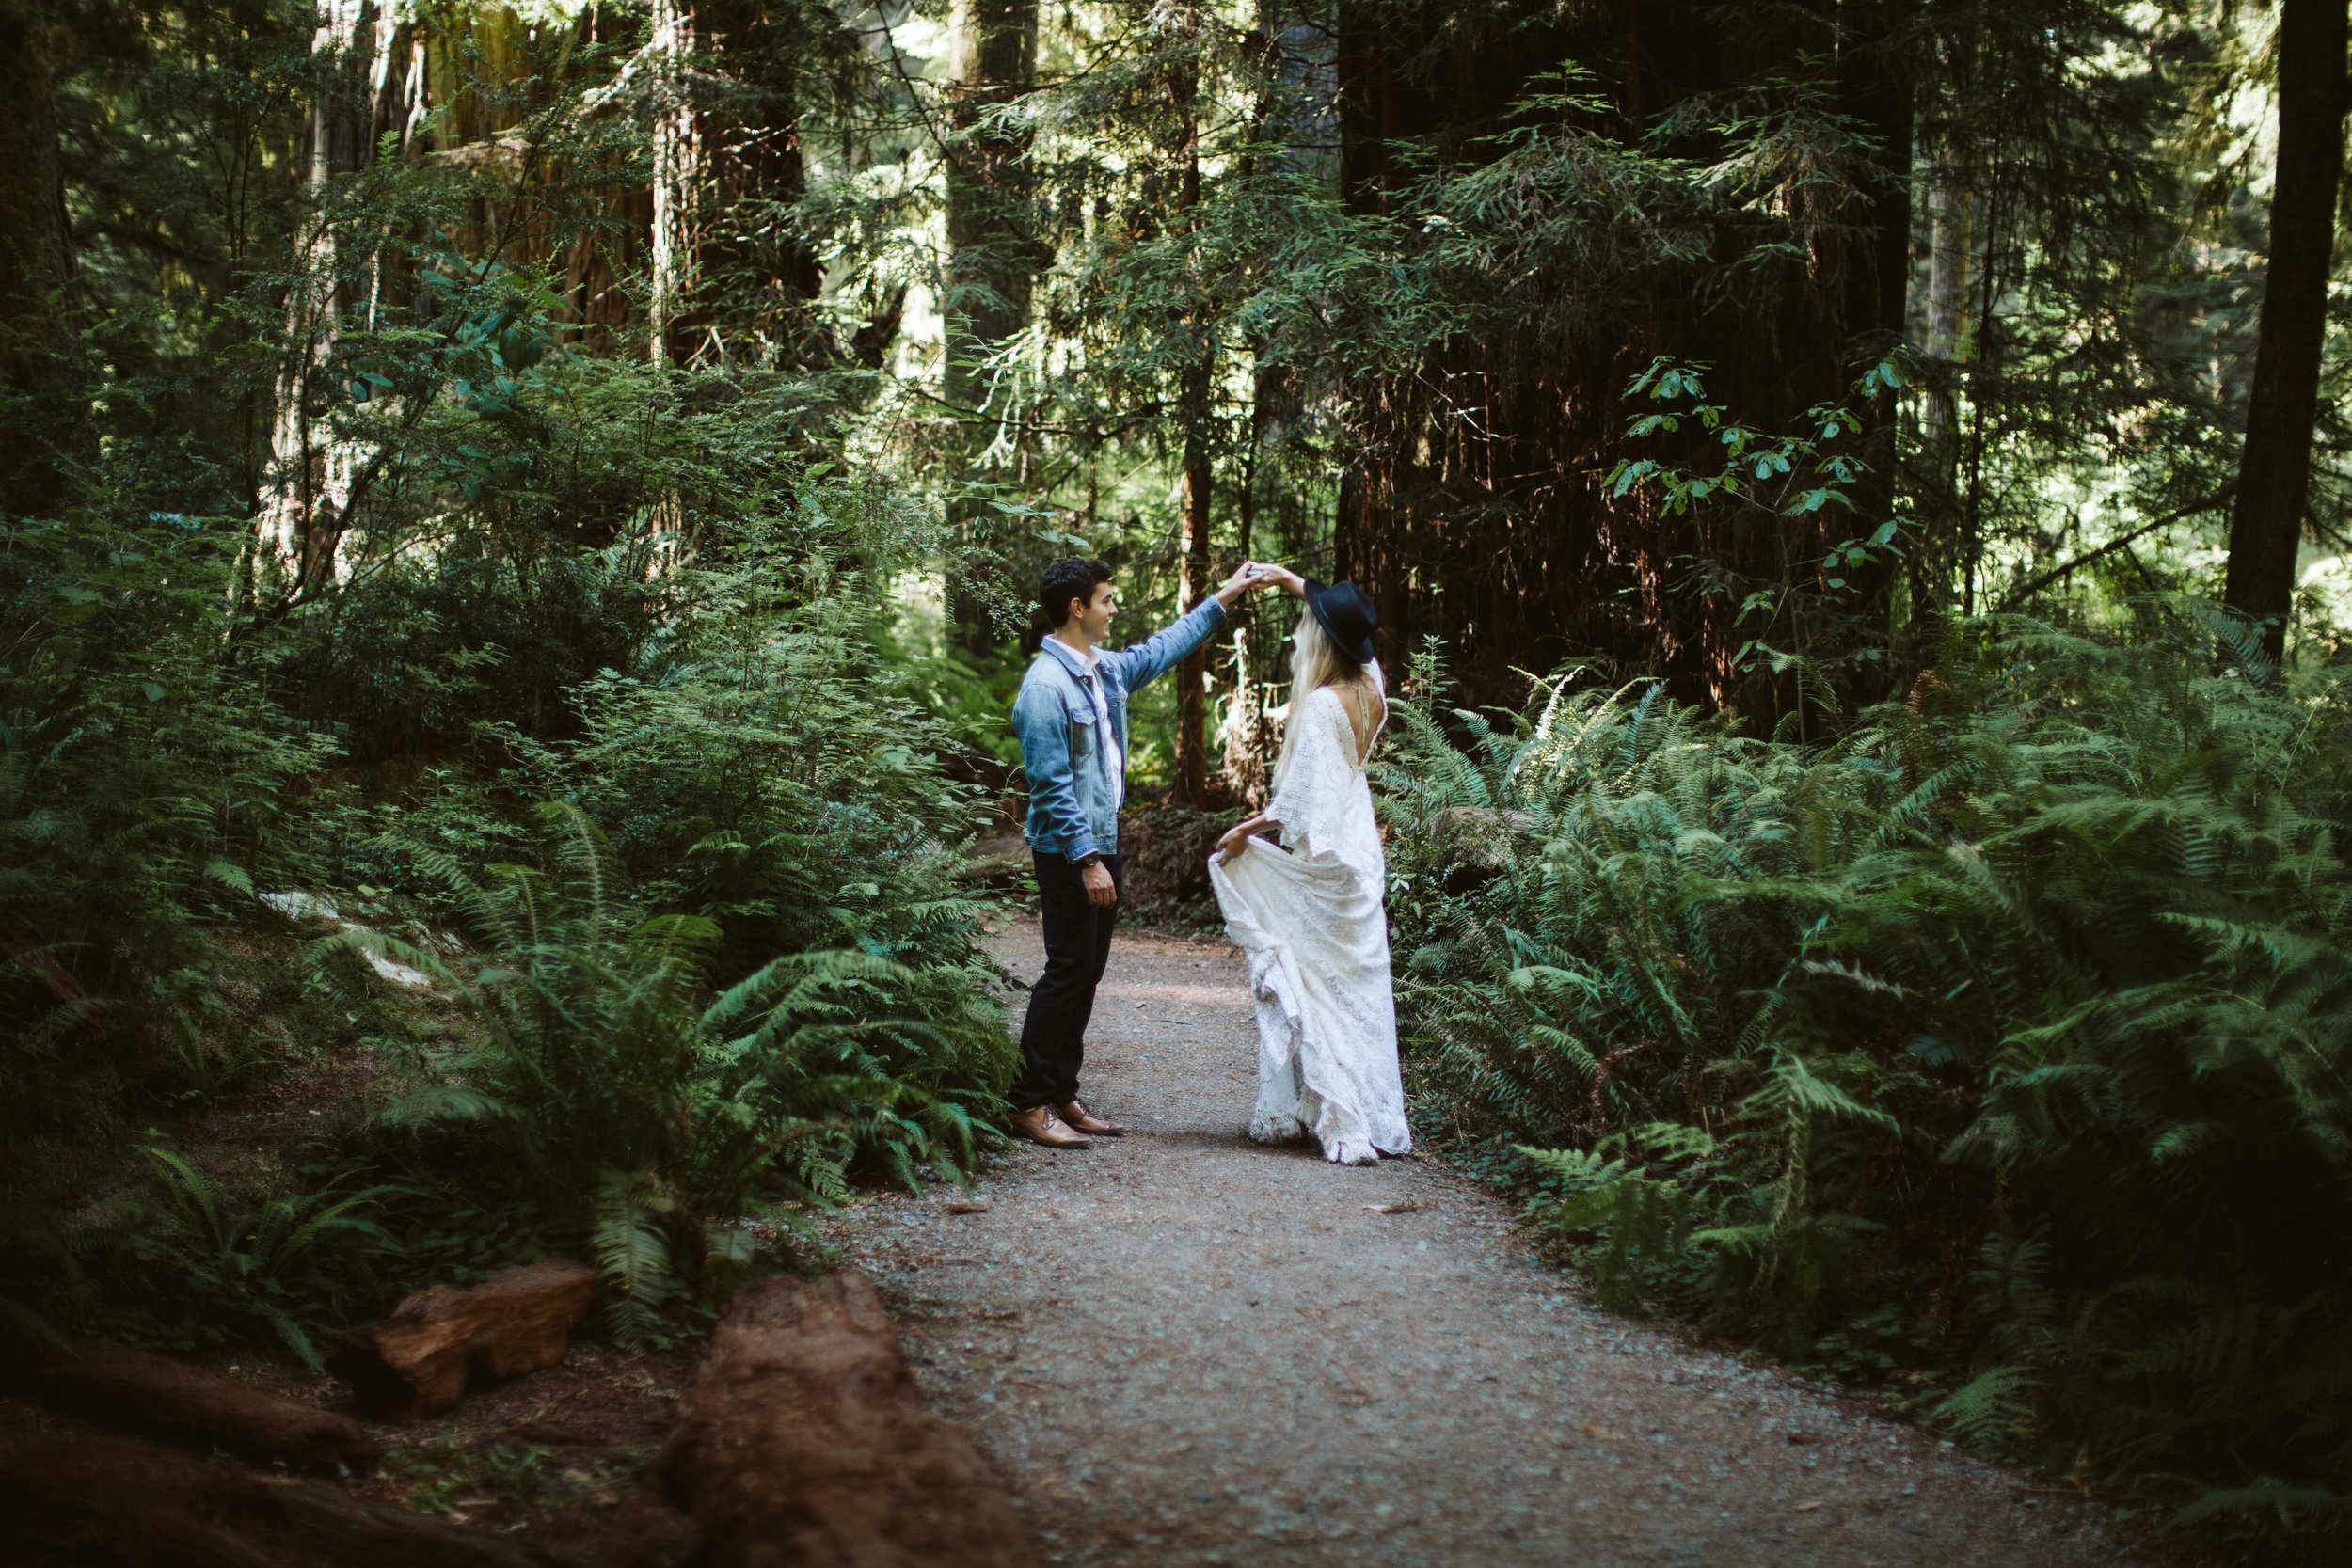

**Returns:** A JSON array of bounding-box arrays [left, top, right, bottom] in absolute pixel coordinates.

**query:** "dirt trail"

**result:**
[[817, 916, 2135, 1568]]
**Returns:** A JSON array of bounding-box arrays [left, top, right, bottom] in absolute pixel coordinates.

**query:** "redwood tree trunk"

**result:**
[[1173, 51, 1217, 807], [260, 0, 386, 590], [1176, 356, 1216, 806], [2222, 0, 2349, 663], [944, 0, 1041, 655], [0, 0, 81, 515]]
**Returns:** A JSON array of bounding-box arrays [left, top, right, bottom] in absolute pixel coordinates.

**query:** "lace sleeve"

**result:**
[[1265, 690, 1353, 860]]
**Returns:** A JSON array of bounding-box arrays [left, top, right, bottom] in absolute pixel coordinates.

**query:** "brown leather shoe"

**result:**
[[1009, 1106, 1092, 1148], [1058, 1099, 1125, 1136]]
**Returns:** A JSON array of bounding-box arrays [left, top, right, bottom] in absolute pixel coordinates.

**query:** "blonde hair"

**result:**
[[1273, 604, 1384, 789]]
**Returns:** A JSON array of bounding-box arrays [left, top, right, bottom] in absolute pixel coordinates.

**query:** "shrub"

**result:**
[[1382, 611, 2352, 1539]]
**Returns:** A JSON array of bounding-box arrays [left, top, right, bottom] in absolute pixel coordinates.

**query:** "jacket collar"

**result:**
[[1041, 634, 1102, 684]]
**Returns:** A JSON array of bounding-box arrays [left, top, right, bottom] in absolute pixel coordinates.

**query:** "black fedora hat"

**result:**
[[1303, 578, 1377, 666]]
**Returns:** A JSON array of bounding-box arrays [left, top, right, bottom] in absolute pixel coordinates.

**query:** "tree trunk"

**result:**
[[1173, 45, 1217, 807], [1833, 0, 1915, 688], [1916, 119, 1973, 623], [648, 0, 696, 366], [0, 1430, 570, 1568], [943, 0, 1041, 655], [259, 0, 387, 591], [675, 0, 831, 368], [656, 1273, 1033, 1567], [0, 0, 82, 515], [12, 1340, 379, 1473], [2222, 0, 2349, 663], [1177, 351, 1216, 805]]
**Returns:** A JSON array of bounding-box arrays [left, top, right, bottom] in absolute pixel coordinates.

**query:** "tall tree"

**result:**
[[649, 0, 693, 365], [2222, 0, 2349, 661], [943, 0, 1042, 653], [0, 0, 82, 515], [686, 0, 834, 366], [1170, 6, 1217, 806], [1328, 0, 1906, 717], [259, 0, 405, 589]]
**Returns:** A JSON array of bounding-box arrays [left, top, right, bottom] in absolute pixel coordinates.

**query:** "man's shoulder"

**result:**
[[1013, 652, 1069, 705]]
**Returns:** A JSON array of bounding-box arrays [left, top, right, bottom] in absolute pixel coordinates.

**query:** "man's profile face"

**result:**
[[1065, 579, 1118, 646]]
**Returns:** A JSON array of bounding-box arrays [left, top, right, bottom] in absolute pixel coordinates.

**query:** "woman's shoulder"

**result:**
[[1306, 683, 1361, 724], [1312, 681, 1381, 716]]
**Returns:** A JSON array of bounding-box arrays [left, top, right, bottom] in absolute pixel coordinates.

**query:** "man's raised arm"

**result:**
[[1110, 562, 1263, 690]]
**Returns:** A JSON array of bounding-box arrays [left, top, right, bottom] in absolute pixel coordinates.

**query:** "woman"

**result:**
[[1207, 570, 1410, 1166]]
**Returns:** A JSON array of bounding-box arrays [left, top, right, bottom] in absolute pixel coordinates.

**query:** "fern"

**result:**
[[590, 1168, 682, 1351], [132, 1150, 405, 1367], [1936, 1365, 2042, 1458], [1385, 613, 2352, 1527]]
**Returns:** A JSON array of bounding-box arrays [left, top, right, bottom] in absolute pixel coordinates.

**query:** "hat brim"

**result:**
[[1303, 578, 1377, 666]]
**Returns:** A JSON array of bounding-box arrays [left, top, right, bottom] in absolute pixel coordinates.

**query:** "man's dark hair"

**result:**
[[1025, 558, 1112, 651]]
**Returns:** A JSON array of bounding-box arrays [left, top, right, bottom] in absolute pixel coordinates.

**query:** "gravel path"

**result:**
[[817, 916, 2137, 1568]]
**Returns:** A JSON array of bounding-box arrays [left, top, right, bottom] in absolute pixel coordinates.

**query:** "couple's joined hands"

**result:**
[[1214, 560, 1307, 606]]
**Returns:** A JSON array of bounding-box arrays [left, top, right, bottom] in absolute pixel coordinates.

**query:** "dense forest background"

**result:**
[[5, 0, 2352, 1558]]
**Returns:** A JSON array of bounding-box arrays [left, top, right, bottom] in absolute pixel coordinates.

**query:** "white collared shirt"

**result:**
[[1043, 633, 1124, 817]]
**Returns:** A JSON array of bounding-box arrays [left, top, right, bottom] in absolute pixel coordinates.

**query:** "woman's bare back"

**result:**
[[1324, 681, 1387, 768]]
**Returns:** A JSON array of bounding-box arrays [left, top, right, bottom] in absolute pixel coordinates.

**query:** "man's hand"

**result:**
[[1213, 560, 1270, 607], [1082, 860, 1119, 907]]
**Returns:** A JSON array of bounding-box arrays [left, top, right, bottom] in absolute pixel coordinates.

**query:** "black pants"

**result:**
[[1009, 850, 1122, 1110]]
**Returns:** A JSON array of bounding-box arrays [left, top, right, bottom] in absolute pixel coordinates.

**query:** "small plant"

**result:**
[[395, 1434, 624, 1518], [128, 1149, 406, 1366]]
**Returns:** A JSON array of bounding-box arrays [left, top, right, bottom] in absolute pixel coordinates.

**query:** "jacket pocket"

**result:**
[[1065, 702, 1098, 758]]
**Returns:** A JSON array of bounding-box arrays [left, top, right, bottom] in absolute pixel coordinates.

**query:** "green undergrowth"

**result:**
[[1382, 609, 2352, 1560], [0, 346, 1018, 1365]]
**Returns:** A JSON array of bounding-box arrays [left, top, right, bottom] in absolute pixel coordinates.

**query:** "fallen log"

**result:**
[[12, 1338, 378, 1472], [0, 1429, 574, 1568], [607, 1491, 705, 1568], [659, 1271, 1033, 1568], [328, 1258, 598, 1418]]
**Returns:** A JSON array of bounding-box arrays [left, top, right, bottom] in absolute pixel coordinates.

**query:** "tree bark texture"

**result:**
[[568, 4, 656, 356], [261, 0, 411, 591], [663, 0, 834, 368], [1178, 356, 1216, 805], [1174, 46, 1217, 806], [654, 1271, 1034, 1567], [0, 0, 83, 515], [1333, 0, 1916, 721], [326, 1258, 600, 1419], [0, 1430, 571, 1568], [649, 0, 695, 365], [944, 0, 1042, 655], [2223, 0, 2349, 662], [12, 1339, 380, 1473]]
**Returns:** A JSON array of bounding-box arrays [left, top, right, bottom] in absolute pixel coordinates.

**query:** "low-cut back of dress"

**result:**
[[1207, 684, 1411, 1164]]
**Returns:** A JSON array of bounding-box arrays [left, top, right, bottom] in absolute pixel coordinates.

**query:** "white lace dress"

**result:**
[[1207, 686, 1411, 1165]]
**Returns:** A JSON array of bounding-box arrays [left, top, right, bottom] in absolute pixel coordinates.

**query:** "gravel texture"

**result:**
[[816, 915, 2138, 1568]]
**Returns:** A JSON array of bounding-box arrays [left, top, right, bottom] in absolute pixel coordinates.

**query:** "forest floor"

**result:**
[[813, 913, 2144, 1568], [0, 910, 2181, 1565]]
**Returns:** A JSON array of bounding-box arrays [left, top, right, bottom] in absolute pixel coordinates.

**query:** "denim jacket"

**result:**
[[1012, 596, 1228, 861]]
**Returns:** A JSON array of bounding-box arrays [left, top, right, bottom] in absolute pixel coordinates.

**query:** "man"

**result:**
[[1007, 555, 1268, 1148]]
